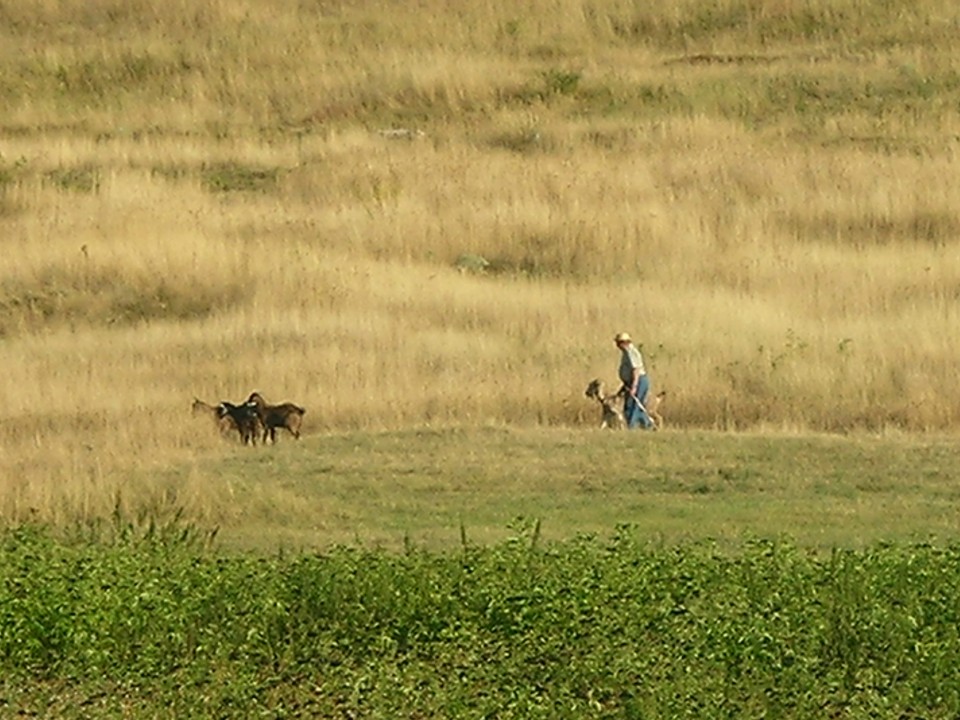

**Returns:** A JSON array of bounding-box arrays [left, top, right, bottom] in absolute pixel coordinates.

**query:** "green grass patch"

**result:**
[[0, 266, 250, 336], [607, 1, 949, 50], [566, 64, 960, 135], [167, 427, 960, 553], [781, 209, 960, 247], [200, 162, 281, 193], [0, 52, 197, 107], [43, 164, 100, 193]]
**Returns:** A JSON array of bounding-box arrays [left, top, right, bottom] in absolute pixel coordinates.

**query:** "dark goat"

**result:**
[[216, 401, 263, 445], [246, 391, 305, 443]]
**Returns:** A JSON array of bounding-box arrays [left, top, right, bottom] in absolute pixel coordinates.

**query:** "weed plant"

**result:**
[[1, 521, 959, 718]]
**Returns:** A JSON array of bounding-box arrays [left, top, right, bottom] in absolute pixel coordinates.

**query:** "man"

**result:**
[[614, 332, 654, 430]]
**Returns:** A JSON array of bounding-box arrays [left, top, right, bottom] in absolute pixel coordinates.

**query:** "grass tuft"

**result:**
[[44, 165, 100, 193], [200, 162, 281, 193]]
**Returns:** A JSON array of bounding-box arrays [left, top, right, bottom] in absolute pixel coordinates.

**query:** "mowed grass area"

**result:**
[[159, 426, 960, 553]]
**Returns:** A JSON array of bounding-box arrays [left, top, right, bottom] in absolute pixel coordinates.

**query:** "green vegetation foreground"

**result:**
[[2, 524, 959, 718]]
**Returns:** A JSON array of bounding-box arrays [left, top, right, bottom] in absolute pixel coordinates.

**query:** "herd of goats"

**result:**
[[192, 392, 306, 445]]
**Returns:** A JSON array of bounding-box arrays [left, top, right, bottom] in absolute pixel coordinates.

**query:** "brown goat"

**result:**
[[216, 401, 263, 445], [193, 397, 238, 438], [246, 391, 305, 443]]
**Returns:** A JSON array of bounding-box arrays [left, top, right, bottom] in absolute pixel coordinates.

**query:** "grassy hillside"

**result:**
[[2, 0, 960, 529]]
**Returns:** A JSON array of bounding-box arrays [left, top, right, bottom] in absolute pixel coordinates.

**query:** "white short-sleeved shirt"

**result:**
[[619, 344, 646, 385]]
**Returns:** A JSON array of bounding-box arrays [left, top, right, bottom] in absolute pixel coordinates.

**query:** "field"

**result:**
[[3, 0, 960, 716]]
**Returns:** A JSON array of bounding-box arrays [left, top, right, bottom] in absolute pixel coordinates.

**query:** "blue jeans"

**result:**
[[623, 375, 654, 430]]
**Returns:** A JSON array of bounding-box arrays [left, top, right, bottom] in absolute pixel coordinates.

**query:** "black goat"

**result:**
[[216, 401, 262, 445]]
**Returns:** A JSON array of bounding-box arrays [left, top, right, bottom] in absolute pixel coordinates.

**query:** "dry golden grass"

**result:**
[[2, 0, 960, 529]]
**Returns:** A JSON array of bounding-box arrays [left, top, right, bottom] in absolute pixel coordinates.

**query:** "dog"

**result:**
[[646, 390, 666, 430], [584, 379, 626, 430]]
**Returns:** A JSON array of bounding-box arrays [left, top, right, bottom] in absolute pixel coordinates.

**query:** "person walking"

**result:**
[[614, 332, 655, 430]]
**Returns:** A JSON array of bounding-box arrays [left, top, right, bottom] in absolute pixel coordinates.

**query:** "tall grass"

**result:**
[[2, 0, 960, 526]]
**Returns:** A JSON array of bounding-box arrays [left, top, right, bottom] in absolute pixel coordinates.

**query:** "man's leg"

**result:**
[[623, 395, 641, 429], [635, 375, 654, 430]]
